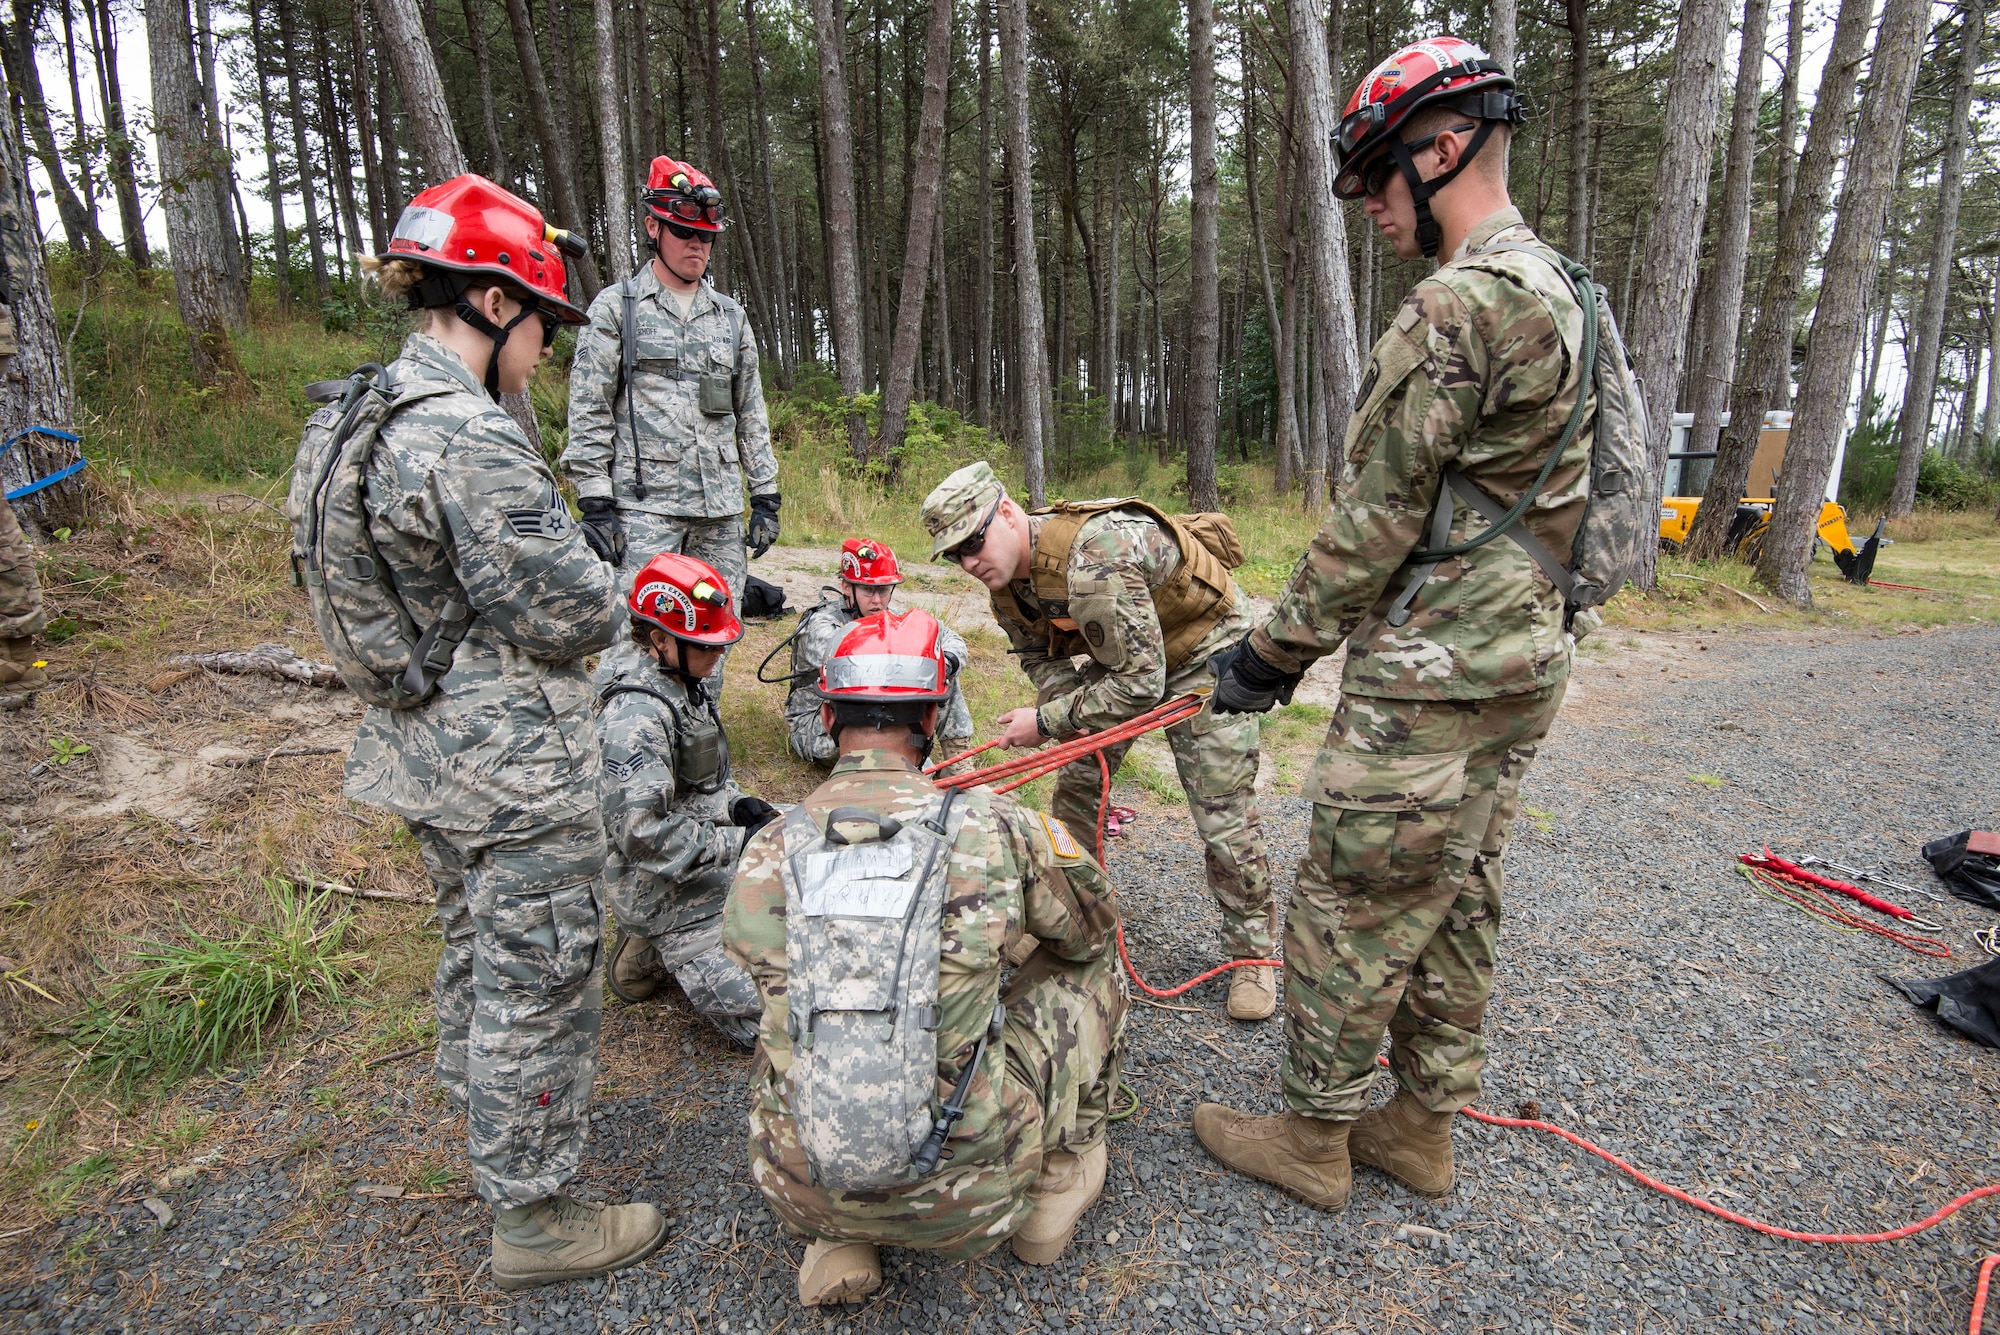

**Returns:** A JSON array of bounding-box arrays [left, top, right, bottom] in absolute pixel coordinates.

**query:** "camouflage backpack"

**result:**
[[288, 365, 475, 708], [1387, 247, 1652, 627], [776, 789, 998, 1191]]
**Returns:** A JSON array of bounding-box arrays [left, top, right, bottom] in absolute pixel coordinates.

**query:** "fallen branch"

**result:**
[[1660, 573, 1773, 614], [360, 1043, 428, 1070], [218, 744, 346, 769], [294, 874, 426, 905], [170, 642, 345, 688]]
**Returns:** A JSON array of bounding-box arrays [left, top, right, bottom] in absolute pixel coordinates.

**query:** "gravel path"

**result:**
[[8, 623, 1999, 1334]]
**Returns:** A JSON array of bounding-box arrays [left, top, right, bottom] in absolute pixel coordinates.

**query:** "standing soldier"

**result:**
[[920, 463, 1278, 1022], [563, 157, 780, 686], [724, 610, 1128, 1305], [295, 176, 664, 1287], [598, 552, 768, 1045], [781, 537, 974, 771], [1194, 40, 1591, 1212], [0, 138, 47, 712]]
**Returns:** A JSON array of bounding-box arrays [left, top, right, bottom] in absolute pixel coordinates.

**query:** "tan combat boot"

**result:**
[[1010, 1140, 1109, 1264], [796, 1237, 881, 1306], [1349, 1091, 1455, 1196], [0, 637, 45, 711], [491, 1194, 668, 1290], [1193, 1105, 1351, 1211], [607, 931, 667, 1003], [1225, 964, 1276, 1021]]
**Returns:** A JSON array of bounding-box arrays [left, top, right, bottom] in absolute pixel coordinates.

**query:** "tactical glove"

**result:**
[[578, 497, 627, 566], [747, 493, 781, 558], [730, 795, 780, 838], [1207, 635, 1302, 715]]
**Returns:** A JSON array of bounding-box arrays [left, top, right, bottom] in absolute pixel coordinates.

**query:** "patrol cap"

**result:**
[[921, 462, 1008, 558]]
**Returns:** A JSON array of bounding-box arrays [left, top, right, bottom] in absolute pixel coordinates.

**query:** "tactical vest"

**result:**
[[777, 789, 992, 1191], [597, 678, 730, 794], [991, 499, 1245, 670]]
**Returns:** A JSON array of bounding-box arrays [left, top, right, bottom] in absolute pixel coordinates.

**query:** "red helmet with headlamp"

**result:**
[[642, 157, 727, 233], [628, 552, 743, 647], [839, 538, 904, 587], [816, 610, 952, 702], [383, 174, 587, 322]]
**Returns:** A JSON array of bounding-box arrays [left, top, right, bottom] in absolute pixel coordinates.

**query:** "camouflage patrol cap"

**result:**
[[921, 462, 1008, 558]]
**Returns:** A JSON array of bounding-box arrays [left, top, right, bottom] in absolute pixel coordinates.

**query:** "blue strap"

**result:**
[[0, 425, 81, 461], [6, 455, 87, 501]]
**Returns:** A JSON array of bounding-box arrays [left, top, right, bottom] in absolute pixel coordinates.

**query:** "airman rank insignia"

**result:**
[[1039, 812, 1082, 860]]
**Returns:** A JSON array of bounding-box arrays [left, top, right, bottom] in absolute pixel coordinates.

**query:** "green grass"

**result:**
[[68, 879, 364, 1085]]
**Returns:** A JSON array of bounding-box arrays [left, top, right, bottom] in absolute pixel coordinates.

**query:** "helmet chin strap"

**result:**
[[1387, 120, 1499, 260], [651, 639, 708, 694], [452, 293, 539, 399]]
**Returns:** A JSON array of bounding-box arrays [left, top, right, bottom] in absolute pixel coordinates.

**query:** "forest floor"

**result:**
[[2, 485, 1999, 1333]]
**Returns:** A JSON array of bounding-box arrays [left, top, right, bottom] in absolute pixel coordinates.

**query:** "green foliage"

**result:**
[[45, 737, 90, 766], [1840, 394, 1999, 512], [71, 880, 363, 1084]]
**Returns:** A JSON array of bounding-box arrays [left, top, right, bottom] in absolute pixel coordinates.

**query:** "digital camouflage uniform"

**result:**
[[594, 659, 760, 1045], [0, 143, 45, 706], [783, 590, 974, 768], [723, 751, 1128, 1258], [1249, 206, 1591, 1121], [958, 491, 1275, 960], [338, 331, 625, 1209], [561, 263, 776, 680]]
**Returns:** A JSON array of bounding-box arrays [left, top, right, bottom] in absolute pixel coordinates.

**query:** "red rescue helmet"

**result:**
[[817, 610, 951, 702], [382, 174, 587, 322], [628, 552, 743, 647], [839, 538, 903, 587], [642, 157, 727, 232]]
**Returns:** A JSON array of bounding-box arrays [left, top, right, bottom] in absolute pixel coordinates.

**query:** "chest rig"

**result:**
[[988, 499, 1245, 670], [598, 677, 730, 794]]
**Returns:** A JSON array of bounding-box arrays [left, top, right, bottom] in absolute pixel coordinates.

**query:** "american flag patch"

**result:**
[[1039, 813, 1082, 860]]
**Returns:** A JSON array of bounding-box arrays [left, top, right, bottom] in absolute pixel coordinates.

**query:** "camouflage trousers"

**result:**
[[0, 498, 46, 679], [1281, 686, 1566, 1120], [751, 944, 1128, 1259], [607, 864, 760, 1047], [413, 817, 608, 1208], [1046, 657, 1273, 958], [599, 511, 745, 689]]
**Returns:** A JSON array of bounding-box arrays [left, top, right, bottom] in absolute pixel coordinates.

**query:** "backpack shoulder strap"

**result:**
[[1028, 509, 1093, 605], [619, 277, 648, 501]]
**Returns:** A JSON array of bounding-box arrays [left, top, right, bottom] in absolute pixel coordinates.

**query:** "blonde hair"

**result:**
[[361, 254, 428, 298]]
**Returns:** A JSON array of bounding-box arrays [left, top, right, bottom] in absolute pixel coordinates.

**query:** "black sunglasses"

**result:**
[[1354, 125, 1478, 198], [664, 219, 717, 244], [943, 498, 1001, 565]]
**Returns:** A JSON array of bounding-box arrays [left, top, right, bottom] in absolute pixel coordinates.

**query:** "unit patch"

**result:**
[[1039, 812, 1082, 860], [1083, 621, 1107, 648]]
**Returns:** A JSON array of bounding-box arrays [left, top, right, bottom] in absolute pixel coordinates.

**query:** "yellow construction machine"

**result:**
[[1657, 410, 1882, 584]]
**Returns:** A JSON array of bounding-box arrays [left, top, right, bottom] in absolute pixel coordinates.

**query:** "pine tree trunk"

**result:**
[[592, 0, 633, 281], [1246, 47, 1295, 496], [247, 0, 294, 310], [1887, 0, 1985, 517], [315, 46, 366, 284], [999, 0, 1048, 502], [1287, 0, 1358, 512], [88, 0, 148, 269], [4, 0, 98, 257], [276, 0, 330, 296], [56, 0, 105, 268], [1985, 263, 2000, 454], [1767, 0, 1807, 411], [808, 0, 869, 458], [351, 0, 388, 251], [1623, 0, 1730, 591], [1488, 0, 1517, 73], [461, 0, 508, 182], [1685, 0, 1770, 477], [1102, 120, 1123, 436], [372, 0, 468, 182], [498, 0, 602, 296], [744, 0, 794, 386], [1564, 0, 1591, 258], [875, 0, 951, 461], [1683, 0, 1872, 561], [0, 55, 81, 529], [191, 0, 246, 307], [145, 0, 241, 386], [974, 0, 994, 427], [1183, 0, 1220, 510]]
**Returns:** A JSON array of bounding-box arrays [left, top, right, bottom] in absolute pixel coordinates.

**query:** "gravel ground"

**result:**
[[7, 622, 1999, 1334]]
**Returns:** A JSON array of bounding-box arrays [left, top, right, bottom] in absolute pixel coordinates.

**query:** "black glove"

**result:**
[[731, 795, 780, 838], [746, 493, 781, 558], [578, 497, 626, 566], [1207, 635, 1302, 715]]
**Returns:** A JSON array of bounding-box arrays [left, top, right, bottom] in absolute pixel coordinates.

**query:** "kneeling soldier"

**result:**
[[598, 553, 767, 1046], [724, 609, 1129, 1305], [782, 537, 974, 770]]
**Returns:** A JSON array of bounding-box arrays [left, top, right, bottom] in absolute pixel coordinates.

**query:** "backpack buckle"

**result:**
[[341, 553, 377, 581]]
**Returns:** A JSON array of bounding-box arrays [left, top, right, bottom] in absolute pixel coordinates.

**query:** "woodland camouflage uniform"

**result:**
[[783, 591, 974, 768], [924, 472, 1274, 960], [343, 330, 624, 1208], [1251, 206, 1591, 1120], [724, 751, 1128, 1257], [561, 264, 775, 677], [594, 660, 760, 1045]]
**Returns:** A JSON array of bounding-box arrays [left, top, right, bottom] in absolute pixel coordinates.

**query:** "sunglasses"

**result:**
[[537, 309, 560, 348], [1350, 124, 1478, 198], [942, 498, 1001, 565], [664, 219, 717, 244]]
